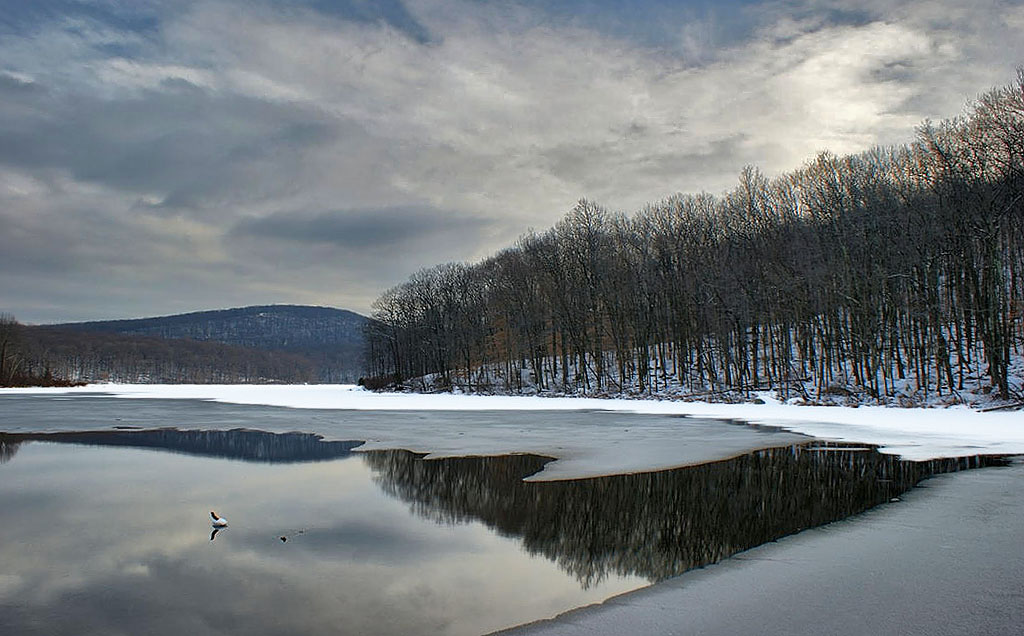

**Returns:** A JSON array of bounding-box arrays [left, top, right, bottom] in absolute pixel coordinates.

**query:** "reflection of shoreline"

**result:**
[[0, 429, 362, 464], [366, 445, 1008, 587]]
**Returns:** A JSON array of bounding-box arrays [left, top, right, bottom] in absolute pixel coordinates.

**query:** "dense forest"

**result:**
[[0, 315, 318, 385], [365, 74, 1024, 404], [56, 305, 368, 382]]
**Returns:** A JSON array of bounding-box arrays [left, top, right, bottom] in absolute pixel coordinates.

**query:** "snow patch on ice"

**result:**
[[2, 384, 1022, 475]]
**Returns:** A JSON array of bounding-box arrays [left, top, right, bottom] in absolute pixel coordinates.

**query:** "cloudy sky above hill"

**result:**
[[2, 0, 1023, 322]]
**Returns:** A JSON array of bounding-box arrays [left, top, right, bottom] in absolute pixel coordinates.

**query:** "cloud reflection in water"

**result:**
[[0, 428, 1005, 635]]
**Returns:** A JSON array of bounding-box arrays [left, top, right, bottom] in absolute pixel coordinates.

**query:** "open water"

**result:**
[[0, 394, 1002, 635]]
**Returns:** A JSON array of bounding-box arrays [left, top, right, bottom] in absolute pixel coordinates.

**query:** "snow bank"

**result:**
[[2, 384, 1022, 472]]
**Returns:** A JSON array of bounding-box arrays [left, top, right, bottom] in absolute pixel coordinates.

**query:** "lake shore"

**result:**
[[495, 458, 1024, 635], [3, 384, 1024, 469]]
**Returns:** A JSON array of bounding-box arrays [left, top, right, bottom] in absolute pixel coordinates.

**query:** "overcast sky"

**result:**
[[2, 0, 1023, 323]]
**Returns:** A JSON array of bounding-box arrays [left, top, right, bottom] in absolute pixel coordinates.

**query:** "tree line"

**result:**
[[58, 305, 368, 382], [365, 74, 1024, 403], [0, 315, 317, 386]]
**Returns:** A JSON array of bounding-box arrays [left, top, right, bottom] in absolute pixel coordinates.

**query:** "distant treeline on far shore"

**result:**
[[0, 315, 317, 385], [0, 305, 370, 386]]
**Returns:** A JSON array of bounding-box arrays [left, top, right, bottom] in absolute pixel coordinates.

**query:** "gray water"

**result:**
[[0, 437, 649, 636], [0, 394, 1003, 636]]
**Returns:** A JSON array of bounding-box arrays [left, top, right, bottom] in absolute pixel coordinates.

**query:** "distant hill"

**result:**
[[50, 305, 369, 382], [17, 327, 318, 384]]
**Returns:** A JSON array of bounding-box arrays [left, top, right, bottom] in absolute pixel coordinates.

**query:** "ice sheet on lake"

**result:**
[[2, 384, 1022, 478]]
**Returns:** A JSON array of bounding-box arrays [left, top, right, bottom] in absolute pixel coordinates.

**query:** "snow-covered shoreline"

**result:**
[[3, 383, 1022, 470]]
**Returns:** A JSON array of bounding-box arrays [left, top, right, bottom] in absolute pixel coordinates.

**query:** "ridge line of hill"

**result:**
[[6, 304, 370, 385]]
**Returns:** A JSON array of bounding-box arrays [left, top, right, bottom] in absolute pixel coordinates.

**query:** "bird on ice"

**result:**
[[211, 511, 228, 527]]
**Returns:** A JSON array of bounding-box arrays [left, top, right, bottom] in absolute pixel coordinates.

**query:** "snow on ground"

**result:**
[[2, 384, 1023, 476]]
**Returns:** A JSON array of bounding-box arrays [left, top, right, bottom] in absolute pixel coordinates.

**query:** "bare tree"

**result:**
[[0, 313, 21, 385]]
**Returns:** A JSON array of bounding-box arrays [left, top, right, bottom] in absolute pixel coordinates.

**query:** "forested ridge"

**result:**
[[365, 74, 1024, 404], [56, 305, 368, 382], [0, 305, 368, 385], [0, 320, 317, 385]]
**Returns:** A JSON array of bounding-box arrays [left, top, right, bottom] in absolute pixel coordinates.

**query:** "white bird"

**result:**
[[210, 511, 228, 527]]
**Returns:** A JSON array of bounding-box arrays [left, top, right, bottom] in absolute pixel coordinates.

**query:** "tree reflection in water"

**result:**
[[0, 429, 1007, 590], [0, 429, 359, 463], [0, 437, 19, 463], [365, 444, 1006, 588]]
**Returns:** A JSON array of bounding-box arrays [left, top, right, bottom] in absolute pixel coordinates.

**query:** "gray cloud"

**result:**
[[232, 205, 489, 249], [0, 77, 341, 215], [224, 206, 497, 306], [1, 0, 1023, 322]]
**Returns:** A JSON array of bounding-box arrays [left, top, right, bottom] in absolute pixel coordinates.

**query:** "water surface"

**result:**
[[0, 435, 647, 636], [0, 396, 1005, 635]]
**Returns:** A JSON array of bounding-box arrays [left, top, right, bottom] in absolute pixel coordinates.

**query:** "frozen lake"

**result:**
[[0, 394, 1007, 635]]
